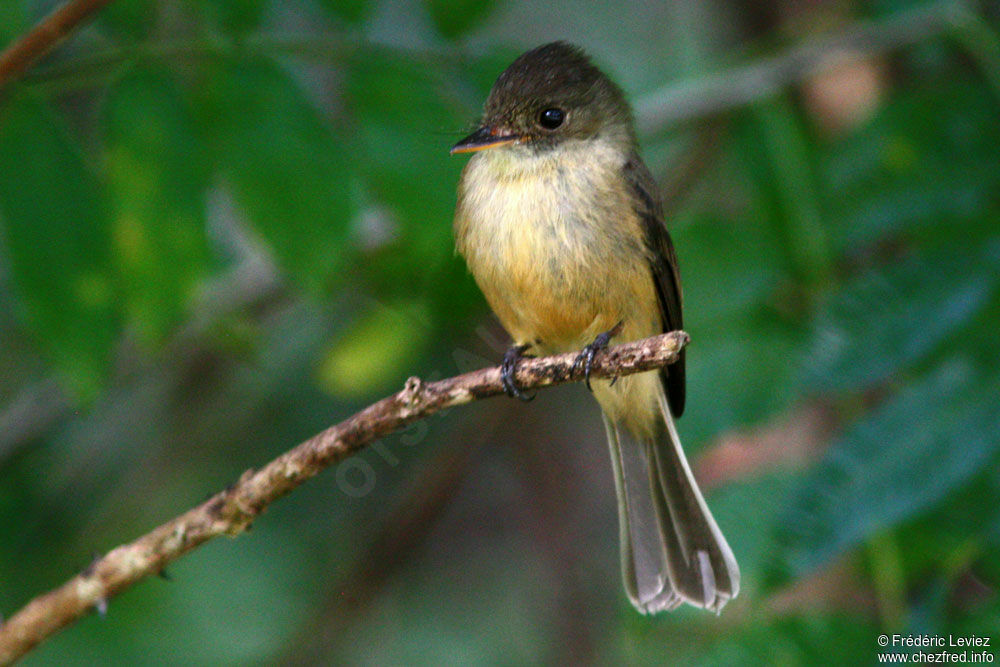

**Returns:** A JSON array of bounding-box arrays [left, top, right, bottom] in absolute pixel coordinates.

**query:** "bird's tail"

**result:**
[[602, 387, 739, 613]]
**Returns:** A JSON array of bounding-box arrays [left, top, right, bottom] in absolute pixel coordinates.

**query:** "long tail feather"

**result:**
[[603, 387, 739, 613]]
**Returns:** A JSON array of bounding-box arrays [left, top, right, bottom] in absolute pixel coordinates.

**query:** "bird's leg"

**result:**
[[501, 343, 535, 401], [573, 320, 624, 391]]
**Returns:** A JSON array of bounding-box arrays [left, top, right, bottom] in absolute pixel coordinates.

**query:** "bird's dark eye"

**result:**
[[538, 108, 565, 130]]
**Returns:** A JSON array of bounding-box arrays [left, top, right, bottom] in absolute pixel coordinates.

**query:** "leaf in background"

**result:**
[[832, 158, 997, 249], [950, 597, 1000, 649], [800, 245, 998, 394], [346, 50, 466, 296], [991, 500, 1000, 546], [317, 0, 371, 24], [674, 212, 786, 326], [188, 0, 268, 34], [316, 299, 431, 399], [98, 0, 158, 41], [672, 207, 805, 446], [890, 467, 1000, 587], [199, 57, 355, 292], [824, 81, 1000, 193], [683, 314, 802, 447], [0, 93, 117, 400], [704, 472, 804, 597], [751, 97, 833, 286], [103, 68, 210, 345], [0, 3, 25, 44], [905, 576, 951, 639], [774, 360, 1000, 580], [691, 615, 873, 667], [26, 527, 315, 666], [423, 0, 498, 38], [823, 79, 1000, 250]]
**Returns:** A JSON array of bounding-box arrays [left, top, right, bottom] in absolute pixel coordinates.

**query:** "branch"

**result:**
[[0, 330, 689, 664], [0, 0, 114, 89]]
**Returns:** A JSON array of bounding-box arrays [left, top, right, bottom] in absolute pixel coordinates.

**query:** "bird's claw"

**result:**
[[501, 344, 535, 401], [572, 321, 624, 391]]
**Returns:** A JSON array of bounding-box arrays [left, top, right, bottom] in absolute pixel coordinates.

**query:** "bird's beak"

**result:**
[[450, 127, 521, 154]]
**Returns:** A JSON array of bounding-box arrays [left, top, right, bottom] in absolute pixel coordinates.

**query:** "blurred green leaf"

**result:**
[[191, 0, 268, 34], [675, 212, 786, 326], [823, 79, 1000, 250], [334, 539, 551, 665], [776, 360, 1000, 580], [423, 0, 498, 38], [103, 68, 210, 344], [346, 51, 466, 297], [98, 0, 158, 41], [199, 57, 355, 292], [950, 596, 1000, 649], [706, 471, 804, 596], [317, 299, 431, 398], [693, 615, 873, 667], [0, 93, 116, 399], [833, 159, 997, 249], [0, 3, 25, 44], [824, 81, 1000, 192], [752, 96, 833, 286], [318, 0, 371, 24], [347, 51, 455, 131], [684, 314, 802, 446], [890, 468, 1000, 589], [952, 9, 1000, 104], [27, 534, 315, 666], [800, 245, 998, 393], [905, 574, 951, 638]]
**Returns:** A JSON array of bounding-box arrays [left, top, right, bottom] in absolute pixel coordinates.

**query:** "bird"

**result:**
[[450, 41, 739, 613]]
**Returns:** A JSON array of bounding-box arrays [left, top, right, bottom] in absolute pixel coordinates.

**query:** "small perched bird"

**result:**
[[451, 42, 739, 613]]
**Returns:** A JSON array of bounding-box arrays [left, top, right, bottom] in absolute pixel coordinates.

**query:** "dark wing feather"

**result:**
[[624, 154, 685, 417]]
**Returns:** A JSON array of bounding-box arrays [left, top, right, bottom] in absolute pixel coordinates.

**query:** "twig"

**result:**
[[0, 330, 689, 665], [0, 0, 114, 90]]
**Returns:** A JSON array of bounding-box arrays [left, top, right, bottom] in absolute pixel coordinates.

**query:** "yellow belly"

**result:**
[[454, 142, 660, 354]]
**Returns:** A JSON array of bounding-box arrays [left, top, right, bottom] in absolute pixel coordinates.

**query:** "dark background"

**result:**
[[1, 0, 998, 663]]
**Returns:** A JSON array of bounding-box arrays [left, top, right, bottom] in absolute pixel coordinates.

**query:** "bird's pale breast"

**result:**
[[454, 140, 660, 357]]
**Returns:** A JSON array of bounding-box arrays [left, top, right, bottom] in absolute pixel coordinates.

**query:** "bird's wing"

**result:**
[[624, 154, 685, 417]]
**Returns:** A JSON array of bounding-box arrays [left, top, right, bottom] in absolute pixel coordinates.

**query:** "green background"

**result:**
[[1, 0, 998, 663]]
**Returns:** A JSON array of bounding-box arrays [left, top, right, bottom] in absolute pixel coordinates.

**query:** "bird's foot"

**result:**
[[572, 321, 624, 391], [501, 344, 535, 401]]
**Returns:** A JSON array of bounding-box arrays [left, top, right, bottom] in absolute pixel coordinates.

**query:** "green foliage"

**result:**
[[0, 92, 117, 399], [750, 97, 833, 286], [103, 68, 211, 344], [423, 0, 499, 38], [192, 0, 268, 35], [344, 49, 468, 299], [0, 3, 24, 44], [800, 245, 999, 393], [318, 0, 372, 24], [823, 81, 1000, 251], [1, 1, 998, 664], [777, 362, 1000, 579], [98, 0, 158, 41], [317, 299, 432, 398], [684, 313, 802, 446], [693, 615, 874, 666], [197, 56, 356, 292]]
